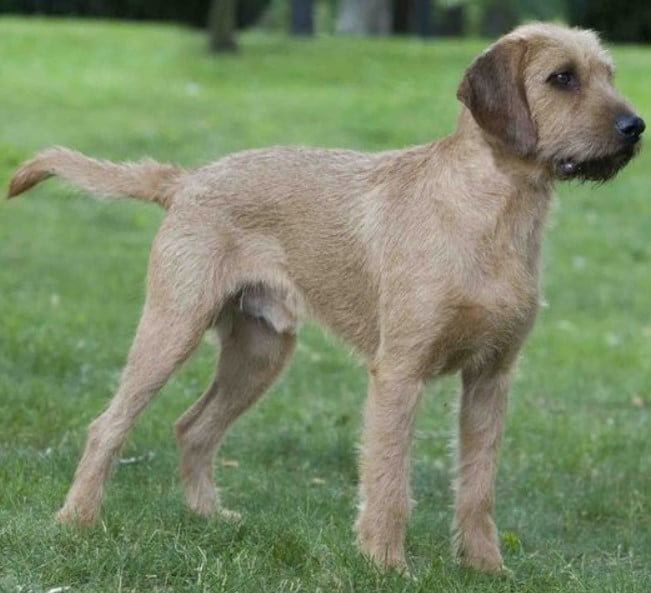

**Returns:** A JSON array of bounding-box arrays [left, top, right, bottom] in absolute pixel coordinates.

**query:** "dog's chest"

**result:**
[[425, 197, 548, 373], [428, 274, 539, 375]]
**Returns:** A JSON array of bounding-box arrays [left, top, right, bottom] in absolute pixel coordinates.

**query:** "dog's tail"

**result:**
[[7, 146, 183, 209]]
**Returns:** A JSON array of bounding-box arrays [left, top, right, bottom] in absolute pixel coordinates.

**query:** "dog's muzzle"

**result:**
[[555, 111, 644, 182]]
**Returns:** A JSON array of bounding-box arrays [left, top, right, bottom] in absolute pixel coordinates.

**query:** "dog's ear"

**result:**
[[457, 38, 537, 156]]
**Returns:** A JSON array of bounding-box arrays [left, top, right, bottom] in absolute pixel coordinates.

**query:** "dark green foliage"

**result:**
[[0, 0, 271, 28], [479, 0, 519, 37], [434, 3, 465, 37], [568, 0, 651, 42], [518, 0, 567, 21]]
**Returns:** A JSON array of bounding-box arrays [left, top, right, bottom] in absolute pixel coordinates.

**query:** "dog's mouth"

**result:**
[[554, 144, 639, 183]]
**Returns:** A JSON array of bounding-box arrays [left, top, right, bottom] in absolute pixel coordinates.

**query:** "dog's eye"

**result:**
[[548, 71, 577, 89]]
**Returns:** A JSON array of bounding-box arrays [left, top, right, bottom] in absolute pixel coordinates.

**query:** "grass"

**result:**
[[1, 16, 650, 593]]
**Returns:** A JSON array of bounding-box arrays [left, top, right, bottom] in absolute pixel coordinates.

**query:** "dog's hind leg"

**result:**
[[56, 297, 214, 525], [175, 308, 296, 519], [56, 221, 222, 525]]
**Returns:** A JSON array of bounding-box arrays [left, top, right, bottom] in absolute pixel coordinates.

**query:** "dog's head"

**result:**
[[457, 23, 644, 182]]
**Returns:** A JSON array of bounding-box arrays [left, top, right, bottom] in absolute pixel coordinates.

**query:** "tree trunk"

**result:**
[[208, 0, 237, 52], [336, 0, 392, 35], [290, 0, 314, 36], [393, 0, 410, 33], [410, 0, 432, 37], [436, 5, 465, 37]]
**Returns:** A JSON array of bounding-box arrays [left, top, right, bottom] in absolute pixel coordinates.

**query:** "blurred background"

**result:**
[[1, 2, 651, 591], [2, 0, 650, 50]]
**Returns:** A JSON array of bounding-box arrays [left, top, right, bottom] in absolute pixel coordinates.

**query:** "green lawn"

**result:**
[[1, 17, 650, 593]]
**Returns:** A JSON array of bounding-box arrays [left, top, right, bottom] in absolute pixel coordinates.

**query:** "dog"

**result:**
[[7, 22, 644, 573]]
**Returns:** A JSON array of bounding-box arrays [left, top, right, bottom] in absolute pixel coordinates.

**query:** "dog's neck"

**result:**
[[440, 108, 554, 275], [452, 107, 554, 191]]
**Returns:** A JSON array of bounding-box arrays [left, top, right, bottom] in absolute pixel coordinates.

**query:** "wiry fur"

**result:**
[[7, 146, 183, 208], [7, 23, 643, 573]]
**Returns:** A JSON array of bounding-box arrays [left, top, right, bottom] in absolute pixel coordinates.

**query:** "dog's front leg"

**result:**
[[452, 364, 512, 572], [355, 363, 422, 571]]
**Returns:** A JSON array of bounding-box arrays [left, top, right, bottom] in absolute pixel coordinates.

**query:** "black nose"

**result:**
[[615, 114, 646, 142]]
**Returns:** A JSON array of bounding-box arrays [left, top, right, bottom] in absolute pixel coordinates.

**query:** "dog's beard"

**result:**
[[554, 144, 639, 183]]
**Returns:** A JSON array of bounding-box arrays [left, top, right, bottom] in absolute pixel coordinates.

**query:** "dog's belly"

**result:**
[[221, 202, 382, 357], [289, 258, 381, 357]]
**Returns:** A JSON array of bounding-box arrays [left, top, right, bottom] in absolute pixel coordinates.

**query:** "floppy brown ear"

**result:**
[[457, 38, 537, 156]]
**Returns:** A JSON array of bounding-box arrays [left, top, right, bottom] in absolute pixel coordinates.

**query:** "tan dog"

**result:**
[[8, 23, 644, 572]]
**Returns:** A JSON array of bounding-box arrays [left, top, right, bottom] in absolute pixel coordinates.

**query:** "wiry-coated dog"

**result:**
[[8, 23, 644, 572]]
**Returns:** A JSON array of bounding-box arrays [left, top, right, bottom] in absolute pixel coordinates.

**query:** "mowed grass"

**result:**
[[1, 17, 650, 592]]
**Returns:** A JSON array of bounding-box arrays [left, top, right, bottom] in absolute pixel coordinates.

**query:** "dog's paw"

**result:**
[[184, 483, 218, 517], [218, 507, 242, 522], [458, 555, 505, 573], [360, 548, 409, 575], [455, 544, 505, 574], [186, 492, 241, 522], [55, 504, 98, 527], [355, 522, 407, 573], [452, 519, 505, 573]]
